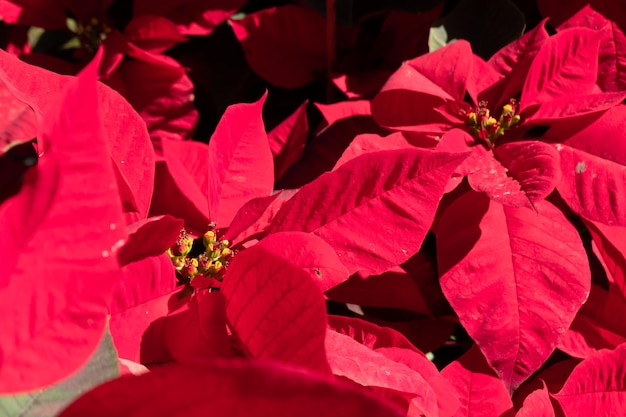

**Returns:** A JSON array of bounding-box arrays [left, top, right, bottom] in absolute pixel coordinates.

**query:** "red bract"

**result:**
[[441, 346, 515, 416], [435, 190, 590, 391], [0, 50, 127, 392], [268, 148, 469, 275], [151, 93, 273, 233], [59, 360, 405, 417], [221, 237, 331, 374], [552, 343, 626, 415]]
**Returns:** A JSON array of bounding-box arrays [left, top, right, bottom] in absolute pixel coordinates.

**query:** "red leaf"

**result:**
[[60, 360, 405, 417], [553, 343, 626, 415], [555, 143, 626, 226], [586, 220, 626, 291], [328, 315, 460, 416], [326, 329, 439, 416], [436, 191, 591, 391], [556, 5, 626, 92], [163, 290, 232, 364], [326, 265, 434, 316], [230, 6, 327, 88], [250, 231, 349, 293], [117, 215, 184, 266], [221, 241, 331, 374], [441, 346, 515, 417], [407, 40, 474, 103], [522, 27, 602, 109], [224, 189, 297, 246], [109, 253, 178, 363], [0, 51, 127, 392], [487, 21, 550, 107], [515, 382, 556, 417], [208, 93, 273, 227], [333, 132, 414, 170], [150, 160, 211, 236], [269, 148, 469, 275]]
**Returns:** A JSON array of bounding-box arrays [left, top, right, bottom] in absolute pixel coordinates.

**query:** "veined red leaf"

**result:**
[[487, 21, 550, 107], [441, 346, 515, 417], [208, 93, 273, 227], [553, 343, 626, 416], [0, 50, 127, 392], [436, 191, 590, 391], [59, 360, 405, 417], [522, 27, 603, 108], [221, 241, 331, 374], [555, 143, 626, 226], [269, 148, 469, 275], [556, 5, 626, 92], [325, 329, 439, 417]]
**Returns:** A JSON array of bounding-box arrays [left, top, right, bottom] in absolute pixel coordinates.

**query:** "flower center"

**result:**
[[464, 99, 521, 147], [167, 225, 234, 286]]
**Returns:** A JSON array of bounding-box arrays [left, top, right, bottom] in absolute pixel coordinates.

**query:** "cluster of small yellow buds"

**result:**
[[465, 99, 521, 147], [167, 225, 235, 285]]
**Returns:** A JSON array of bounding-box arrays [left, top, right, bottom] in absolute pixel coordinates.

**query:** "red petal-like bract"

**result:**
[[247, 231, 350, 293], [522, 27, 602, 109], [555, 143, 626, 226], [325, 329, 439, 416], [59, 360, 405, 417], [436, 191, 590, 391], [0, 50, 127, 392], [230, 6, 327, 88], [515, 382, 556, 417], [441, 346, 515, 417], [109, 253, 178, 364], [268, 148, 469, 275], [553, 343, 626, 416], [208, 93, 273, 227], [117, 215, 184, 266], [0, 48, 155, 220], [268, 101, 309, 180], [221, 240, 331, 374]]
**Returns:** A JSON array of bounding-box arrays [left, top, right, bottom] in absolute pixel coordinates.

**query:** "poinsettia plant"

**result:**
[[1, 1, 626, 416]]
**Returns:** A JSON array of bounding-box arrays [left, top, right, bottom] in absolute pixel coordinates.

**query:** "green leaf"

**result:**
[[0, 328, 119, 417]]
